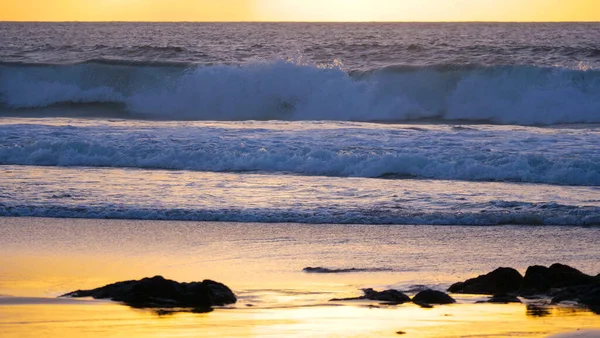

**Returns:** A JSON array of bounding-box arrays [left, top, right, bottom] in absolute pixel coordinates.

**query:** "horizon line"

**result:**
[[1, 20, 599, 24]]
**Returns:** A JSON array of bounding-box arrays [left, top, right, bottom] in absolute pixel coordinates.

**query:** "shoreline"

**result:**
[[1, 217, 599, 337]]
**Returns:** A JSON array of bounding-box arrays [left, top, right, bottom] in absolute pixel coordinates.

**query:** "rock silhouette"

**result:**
[[448, 267, 523, 295], [61, 276, 237, 311], [330, 288, 411, 304], [449, 264, 599, 312], [412, 289, 456, 305]]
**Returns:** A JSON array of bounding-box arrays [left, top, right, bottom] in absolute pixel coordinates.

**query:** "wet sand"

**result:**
[[1, 217, 599, 337]]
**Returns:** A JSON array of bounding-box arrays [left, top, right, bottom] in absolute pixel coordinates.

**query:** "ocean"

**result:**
[[1, 22, 600, 337], [0, 22, 599, 225]]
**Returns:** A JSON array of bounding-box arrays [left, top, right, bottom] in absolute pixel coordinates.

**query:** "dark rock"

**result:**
[[303, 267, 391, 274], [156, 307, 213, 315], [412, 289, 456, 305], [551, 283, 600, 308], [518, 265, 550, 296], [520, 263, 596, 296], [486, 294, 522, 303], [581, 287, 600, 308], [362, 288, 411, 304], [61, 276, 237, 309], [413, 301, 434, 308], [448, 282, 465, 292], [448, 267, 523, 295], [551, 263, 595, 285], [330, 288, 410, 304], [329, 296, 363, 302], [191, 306, 214, 313], [396, 331, 407, 335]]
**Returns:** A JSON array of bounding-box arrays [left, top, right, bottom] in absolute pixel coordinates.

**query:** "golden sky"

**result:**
[[1, 0, 599, 22]]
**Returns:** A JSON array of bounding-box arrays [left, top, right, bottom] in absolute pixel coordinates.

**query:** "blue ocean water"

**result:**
[[0, 22, 599, 225]]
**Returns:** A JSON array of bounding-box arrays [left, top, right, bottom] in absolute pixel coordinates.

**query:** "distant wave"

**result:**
[[1, 60, 599, 125], [1, 202, 599, 226]]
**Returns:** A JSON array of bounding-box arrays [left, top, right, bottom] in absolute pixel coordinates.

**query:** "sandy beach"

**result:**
[[1, 217, 598, 337]]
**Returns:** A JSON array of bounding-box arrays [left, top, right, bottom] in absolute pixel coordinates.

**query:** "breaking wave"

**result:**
[[1, 121, 599, 186], [1, 60, 599, 125]]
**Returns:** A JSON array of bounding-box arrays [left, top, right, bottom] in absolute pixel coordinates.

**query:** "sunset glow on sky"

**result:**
[[1, 0, 599, 22]]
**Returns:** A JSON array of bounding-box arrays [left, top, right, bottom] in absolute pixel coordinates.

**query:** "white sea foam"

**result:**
[[2, 61, 600, 125], [0, 120, 598, 186], [2, 204, 599, 226]]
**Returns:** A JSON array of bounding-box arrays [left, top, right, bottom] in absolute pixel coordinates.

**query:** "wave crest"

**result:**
[[1, 60, 599, 125]]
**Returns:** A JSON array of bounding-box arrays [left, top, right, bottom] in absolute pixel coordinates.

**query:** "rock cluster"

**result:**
[[61, 276, 237, 311], [60, 264, 598, 316], [449, 264, 599, 310], [328, 263, 598, 312], [330, 287, 455, 307]]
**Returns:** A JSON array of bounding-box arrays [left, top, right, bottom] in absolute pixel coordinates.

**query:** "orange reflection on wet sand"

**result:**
[[1, 300, 599, 338]]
